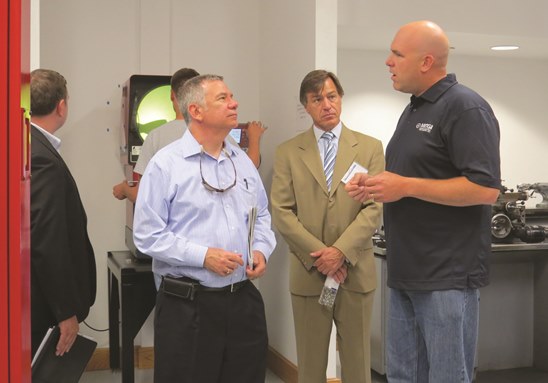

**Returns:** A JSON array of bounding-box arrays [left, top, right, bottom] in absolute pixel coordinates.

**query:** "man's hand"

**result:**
[[245, 121, 267, 168], [246, 121, 267, 142], [345, 172, 371, 202], [346, 171, 407, 203], [56, 315, 79, 356], [246, 251, 267, 280], [204, 247, 244, 276], [331, 263, 348, 284], [310, 246, 345, 276], [362, 171, 407, 203], [112, 179, 139, 203], [112, 180, 129, 200]]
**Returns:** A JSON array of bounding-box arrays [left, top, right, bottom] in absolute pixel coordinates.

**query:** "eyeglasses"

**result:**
[[199, 148, 237, 193]]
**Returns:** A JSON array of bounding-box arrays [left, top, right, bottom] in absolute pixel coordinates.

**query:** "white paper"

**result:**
[[318, 276, 340, 308], [324, 275, 340, 289], [341, 161, 368, 184], [32, 326, 55, 367], [247, 206, 257, 269]]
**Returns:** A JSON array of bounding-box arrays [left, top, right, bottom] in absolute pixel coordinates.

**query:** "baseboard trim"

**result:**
[[136, 346, 154, 369], [267, 346, 341, 383], [87, 345, 341, 383], [267, 346, 297, 383], [85, 347, 109, 371]]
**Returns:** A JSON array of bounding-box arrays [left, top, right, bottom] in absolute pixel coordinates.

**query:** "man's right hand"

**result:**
[[112, 180, 129, 200], [204, 248, 244, 276], [345, 172, 370, 202], [112, 179, 139, 203], [331, 264, 348, 284]]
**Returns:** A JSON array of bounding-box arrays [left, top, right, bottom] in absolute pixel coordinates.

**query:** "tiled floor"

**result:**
[[81, 367, 548, 382], [371, 367, 548, 383], [80, 368, 284, 383], [476, 367, 548, 383]]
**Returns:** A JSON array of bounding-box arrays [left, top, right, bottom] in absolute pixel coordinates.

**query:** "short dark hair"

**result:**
[[299, 69, 344, 106], [170, 68, 200, 94], [30, 69, 67, 116]]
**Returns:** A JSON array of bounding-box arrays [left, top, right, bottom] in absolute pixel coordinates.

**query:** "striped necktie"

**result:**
[[321, 131, 336, 191]]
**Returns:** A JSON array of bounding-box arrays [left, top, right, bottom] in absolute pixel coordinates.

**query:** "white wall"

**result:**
[[257, 0, 317, 368], [39, 0, 141, 346]]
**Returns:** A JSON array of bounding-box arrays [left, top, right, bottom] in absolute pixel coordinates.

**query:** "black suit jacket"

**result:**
[[30, 125, 96, 353]]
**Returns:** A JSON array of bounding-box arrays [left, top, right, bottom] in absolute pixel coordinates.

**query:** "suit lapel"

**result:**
[[298, 128, 329, 195], [297, 126, 360, 196], [330, 125, 358, 195]]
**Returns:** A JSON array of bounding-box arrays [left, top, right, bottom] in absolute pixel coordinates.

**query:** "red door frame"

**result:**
[[1, 0, 10, 378], [2, 0, 31, 381]]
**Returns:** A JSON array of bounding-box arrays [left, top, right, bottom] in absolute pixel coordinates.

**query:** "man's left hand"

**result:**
[[246, 251, 267, 280], [56, 315, 79, 356], [311, 246, 345, 276]]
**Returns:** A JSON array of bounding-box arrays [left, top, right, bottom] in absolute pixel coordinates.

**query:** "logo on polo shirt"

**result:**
[[416, 123, 433, 133]]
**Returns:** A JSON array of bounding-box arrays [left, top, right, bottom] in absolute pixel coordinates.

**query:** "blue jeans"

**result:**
[[387, 288, 480, 383]]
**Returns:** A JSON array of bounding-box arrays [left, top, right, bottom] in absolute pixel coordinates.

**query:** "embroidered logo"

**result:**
[[416, 123, 433, 133]]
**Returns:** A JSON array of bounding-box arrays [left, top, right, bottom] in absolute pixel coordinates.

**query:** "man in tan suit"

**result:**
[[271, 70, 384, 383]]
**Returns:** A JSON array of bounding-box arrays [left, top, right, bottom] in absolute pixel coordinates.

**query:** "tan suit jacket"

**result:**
[[271, 125, 385, 295]]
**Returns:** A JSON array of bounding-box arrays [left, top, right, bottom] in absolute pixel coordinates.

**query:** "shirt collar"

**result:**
[[410, 73, 458, 106], [180, 128, 241, 159], [313, 121, 343, 143], [32, 123, 62, 153]]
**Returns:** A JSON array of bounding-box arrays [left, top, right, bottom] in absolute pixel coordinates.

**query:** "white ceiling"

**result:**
[[338, 0, 548, 59]]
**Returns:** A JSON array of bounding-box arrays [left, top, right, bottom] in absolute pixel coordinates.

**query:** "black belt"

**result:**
[[199, 280, 248, 293], [162, 276, 248, 301]]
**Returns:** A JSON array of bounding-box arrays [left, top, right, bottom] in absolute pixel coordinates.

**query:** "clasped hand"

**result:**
[[310, 246, 347, 284]]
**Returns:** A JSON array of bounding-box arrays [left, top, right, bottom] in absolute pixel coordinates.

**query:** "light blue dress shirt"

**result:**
[[133, 129, 276, 288]]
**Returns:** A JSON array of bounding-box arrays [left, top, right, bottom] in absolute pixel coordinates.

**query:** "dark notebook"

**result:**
[[31, 326, 97, 383]]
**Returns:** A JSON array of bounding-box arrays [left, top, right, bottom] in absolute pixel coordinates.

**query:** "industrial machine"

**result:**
[[491, 183, 548, 243]]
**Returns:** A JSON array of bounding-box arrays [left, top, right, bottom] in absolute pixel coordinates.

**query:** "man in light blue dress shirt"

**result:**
[[133, 74, 276, 383]]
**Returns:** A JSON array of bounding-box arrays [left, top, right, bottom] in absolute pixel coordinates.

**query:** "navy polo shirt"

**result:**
[[384, 74, 501, 291]]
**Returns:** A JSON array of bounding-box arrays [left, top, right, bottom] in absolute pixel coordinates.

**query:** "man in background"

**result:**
[[30, 69, 97, 356], [346, 21, 501, 383], [112, 67, 265, 202], [133, 74, 276, 383], [271, 69, 384, 383]]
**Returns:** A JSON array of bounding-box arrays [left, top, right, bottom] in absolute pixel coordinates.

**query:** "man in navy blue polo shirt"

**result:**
[[346, 21, 501, 382]]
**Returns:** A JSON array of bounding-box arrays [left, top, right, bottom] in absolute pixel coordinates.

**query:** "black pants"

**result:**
[[154, 280, 268, 383]]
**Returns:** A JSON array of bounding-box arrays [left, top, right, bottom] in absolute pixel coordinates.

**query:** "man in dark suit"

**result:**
[[271, 70, 385, 383], [30, 69, 96, 357]]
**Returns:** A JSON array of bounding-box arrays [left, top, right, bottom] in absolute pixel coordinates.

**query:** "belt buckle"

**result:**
[[230, 283, 235, 293]]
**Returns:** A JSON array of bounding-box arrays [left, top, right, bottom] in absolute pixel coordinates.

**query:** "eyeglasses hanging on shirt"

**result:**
[[199, 147, 237, 193]]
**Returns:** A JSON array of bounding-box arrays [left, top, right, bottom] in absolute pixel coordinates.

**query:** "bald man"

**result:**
[[346, 21, 501, 382]]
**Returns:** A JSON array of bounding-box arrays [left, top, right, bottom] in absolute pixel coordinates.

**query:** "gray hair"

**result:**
[[177, 74, 224, 124]]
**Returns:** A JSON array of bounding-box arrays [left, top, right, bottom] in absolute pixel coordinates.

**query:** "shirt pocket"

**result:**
[[238, 176, 258, 211]]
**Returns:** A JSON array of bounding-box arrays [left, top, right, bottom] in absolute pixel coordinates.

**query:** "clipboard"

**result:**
[[31, 326, 97, 383]]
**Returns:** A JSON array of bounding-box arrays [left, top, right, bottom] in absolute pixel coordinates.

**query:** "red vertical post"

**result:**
[[0, 0, 10, 379], [7, 0, 31, 381]]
